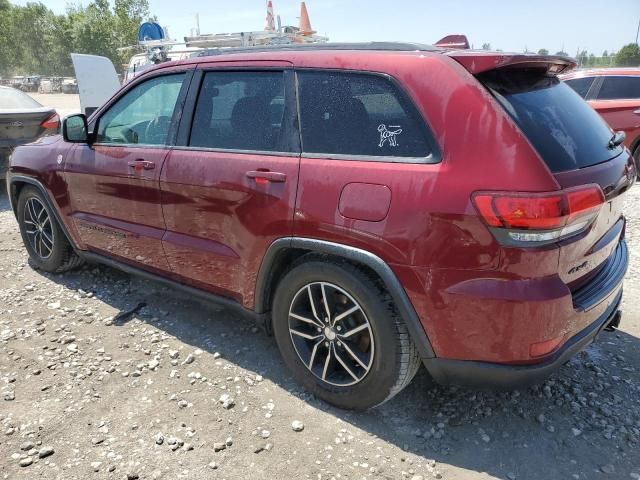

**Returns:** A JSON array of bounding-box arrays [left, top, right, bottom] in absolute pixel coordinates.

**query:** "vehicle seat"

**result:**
[[229, 96, 275, 151], [299, 77, 371, 155]]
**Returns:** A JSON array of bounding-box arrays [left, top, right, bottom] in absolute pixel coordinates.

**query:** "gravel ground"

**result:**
[[0, 98, 639, 480]]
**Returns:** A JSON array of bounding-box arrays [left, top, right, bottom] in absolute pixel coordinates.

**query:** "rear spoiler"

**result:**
[[434, 35, 470, 50], [446, 51, 577, 75]]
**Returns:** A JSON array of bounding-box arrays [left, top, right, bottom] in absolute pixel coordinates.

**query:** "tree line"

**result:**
[[481, 42, 640, 67], [0, 0, 150, 78]]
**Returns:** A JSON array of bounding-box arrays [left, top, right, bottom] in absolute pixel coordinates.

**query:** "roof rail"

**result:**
[[192, 41, 440, 58]]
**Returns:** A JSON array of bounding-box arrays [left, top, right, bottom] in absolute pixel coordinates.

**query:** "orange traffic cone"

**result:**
[[299, 2, 315, 35], [265, 0, 276, 32]]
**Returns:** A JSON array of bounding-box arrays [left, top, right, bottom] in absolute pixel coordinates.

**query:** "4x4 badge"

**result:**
[[377, 124, 402, 148]]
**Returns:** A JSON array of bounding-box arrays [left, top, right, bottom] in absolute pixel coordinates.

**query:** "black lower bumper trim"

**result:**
[[424, 289, 623, 390]]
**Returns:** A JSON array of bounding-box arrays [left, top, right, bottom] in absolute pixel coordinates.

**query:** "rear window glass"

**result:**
[[563, 77, 595, 98], [597, 76, 640, 100], [0, 87, 42, 109], [480, 69, 621, 173], [297, 71, 435, 159], [190, 71, 287, 152]]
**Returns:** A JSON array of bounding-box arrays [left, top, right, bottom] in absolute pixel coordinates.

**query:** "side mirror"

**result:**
[[62, 114, 89, 143]]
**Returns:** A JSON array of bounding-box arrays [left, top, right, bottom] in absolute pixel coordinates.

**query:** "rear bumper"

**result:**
[[424, 289, 623, 389]]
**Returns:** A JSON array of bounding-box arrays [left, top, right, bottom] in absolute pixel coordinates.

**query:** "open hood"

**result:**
[[71, 54, 121, 117]]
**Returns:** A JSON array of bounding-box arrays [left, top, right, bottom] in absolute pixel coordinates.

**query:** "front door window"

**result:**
[[96, 73, 186, 146]]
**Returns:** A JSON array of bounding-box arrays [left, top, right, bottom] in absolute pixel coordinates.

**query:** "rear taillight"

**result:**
[[41, 113, 60, 130], [472, 185, 605, 246]]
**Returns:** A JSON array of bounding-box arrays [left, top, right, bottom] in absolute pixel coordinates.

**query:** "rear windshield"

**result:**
[[480, 68, 621, 173], [0, 87, 42, 109]]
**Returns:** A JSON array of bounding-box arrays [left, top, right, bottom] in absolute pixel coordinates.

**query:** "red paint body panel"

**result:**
[[160, 149, 300, 307], [64, 144, 171, 273], [7, 48, 631, 372], [589, 99, 640, 151]]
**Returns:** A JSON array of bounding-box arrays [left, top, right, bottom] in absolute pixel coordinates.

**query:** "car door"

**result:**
[[160, 63, 300, 305], [64, 70, 191, 273], [589, 75, 640, 150]]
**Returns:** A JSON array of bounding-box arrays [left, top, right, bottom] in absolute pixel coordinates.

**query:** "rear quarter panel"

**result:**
[[292, 53, 563, 359]]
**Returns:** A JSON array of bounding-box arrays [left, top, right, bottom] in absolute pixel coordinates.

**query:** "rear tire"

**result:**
[[272, 257, 420, 410], [17, 186, 83, 273]]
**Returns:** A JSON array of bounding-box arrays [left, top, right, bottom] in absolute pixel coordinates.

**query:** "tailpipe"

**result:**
[[604, 310, 622, 332]]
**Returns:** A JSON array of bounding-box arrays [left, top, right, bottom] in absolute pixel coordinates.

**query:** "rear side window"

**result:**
[[190, 71, 288, 152], [297, 71, 434, 159], [480, 69, 621, 173], [597, 76, 640, 100], [563, 76, 595, 98]]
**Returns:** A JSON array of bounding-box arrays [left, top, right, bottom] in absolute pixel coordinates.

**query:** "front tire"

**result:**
[[17, 186, 83, 273], [634, 146, 640, 181], [272, 258, 420, 410]]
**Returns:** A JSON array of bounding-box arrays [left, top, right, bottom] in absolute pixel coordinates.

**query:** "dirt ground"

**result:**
[[0, 95, 639, 480], [29, 93, 80, 118]]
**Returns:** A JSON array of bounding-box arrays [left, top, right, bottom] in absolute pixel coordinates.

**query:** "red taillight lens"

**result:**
[[473, 185, 604, 245], [493, 194, 564, 229], [566, 187, 605, 223], [41, 113, 60, 130]]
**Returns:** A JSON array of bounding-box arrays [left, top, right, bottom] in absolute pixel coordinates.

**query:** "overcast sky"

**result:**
[[12, 0, 640, 55]]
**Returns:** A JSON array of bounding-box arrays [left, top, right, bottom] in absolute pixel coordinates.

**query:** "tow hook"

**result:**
[[604, 310, 622, 332]]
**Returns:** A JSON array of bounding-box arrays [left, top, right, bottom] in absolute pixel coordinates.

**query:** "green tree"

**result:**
[[537, 48, 549, 55], [0, 0, 15, 76], [481, 43, 491, 50], [10, 2, 57, 75], [555, 50, 569, 56], [615, 43, 640, 66]]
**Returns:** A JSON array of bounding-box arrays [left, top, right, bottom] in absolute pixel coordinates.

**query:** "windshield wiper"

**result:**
[[608, 131, 626, 149]]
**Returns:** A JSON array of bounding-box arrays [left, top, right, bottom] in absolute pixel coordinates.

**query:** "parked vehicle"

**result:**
[[39, 77, 63, 94], [1, 86, 59, 181], [562, 68, 640, 177], [7, 44, 634, 409], [18, 75, 41, 93], [61, 77, 79, 94]]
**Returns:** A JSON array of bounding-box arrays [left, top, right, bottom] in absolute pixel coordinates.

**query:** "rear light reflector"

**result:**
[[529, 334, 566, 358], [41, 113, 60, 130], [472, 185, 604, 246]]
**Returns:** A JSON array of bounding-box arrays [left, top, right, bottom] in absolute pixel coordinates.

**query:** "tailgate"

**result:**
[[468, 56, 634, 306], [554, 151, 633, 298]]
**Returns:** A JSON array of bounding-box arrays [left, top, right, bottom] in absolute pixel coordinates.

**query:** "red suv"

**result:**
[[6, 44, 634, 410], [562, 68, 640, 175]]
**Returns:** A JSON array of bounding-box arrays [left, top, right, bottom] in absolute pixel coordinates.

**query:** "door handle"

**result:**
[[127, 159, 155, 171], [246, 170, 287, 183], [634, 109, 640, 115]]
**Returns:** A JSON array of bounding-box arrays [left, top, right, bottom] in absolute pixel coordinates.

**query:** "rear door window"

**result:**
[[297, 71, 435, 160], [563, 76, 595, 99], [189, 71, 290, 152], [480, 69, 622, 173], [597, 76, 640, 100]]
